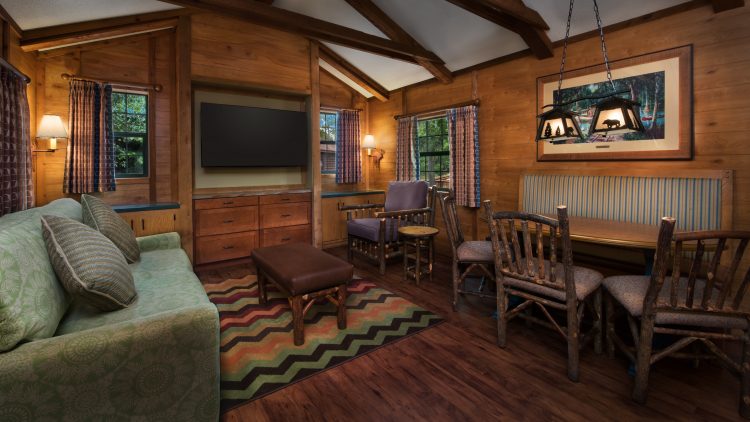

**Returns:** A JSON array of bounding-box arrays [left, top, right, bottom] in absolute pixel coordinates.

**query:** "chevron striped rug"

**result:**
[[203, 275, 443, 413]]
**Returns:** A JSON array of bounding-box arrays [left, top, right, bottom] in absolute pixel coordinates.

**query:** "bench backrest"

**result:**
[[519, 169, 733, 231]]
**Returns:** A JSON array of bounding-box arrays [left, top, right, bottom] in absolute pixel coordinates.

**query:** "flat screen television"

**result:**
[[200, 103, 308, 167]]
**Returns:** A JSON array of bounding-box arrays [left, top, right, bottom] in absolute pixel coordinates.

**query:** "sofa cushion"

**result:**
[[81, 194, 140, 263], [347, 218, 401, 242], [0, 198, 81, 352], [384, 181, 428, 212], [57, 233, 212, 334], [42, 215, 136, 311]]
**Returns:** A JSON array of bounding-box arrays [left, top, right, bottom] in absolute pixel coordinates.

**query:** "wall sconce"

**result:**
[[34, 115, 68, 152], [362, 134, 385, 169]]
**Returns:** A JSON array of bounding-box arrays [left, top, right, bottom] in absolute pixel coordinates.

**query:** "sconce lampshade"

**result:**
[[37, 115, 68, 139], [589, 96, 644, 135], [362, 134, 376, 149], [536, 107, 583, 142]]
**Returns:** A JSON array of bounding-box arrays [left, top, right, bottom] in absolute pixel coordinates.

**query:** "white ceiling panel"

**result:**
[[4, 0, 693, 91], [1, 0, 181, 30]]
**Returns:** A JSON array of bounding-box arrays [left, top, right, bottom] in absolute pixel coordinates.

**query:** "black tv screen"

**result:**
[[200, 103, 308, 167]]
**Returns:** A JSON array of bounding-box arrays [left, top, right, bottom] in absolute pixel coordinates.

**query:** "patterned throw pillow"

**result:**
[[81, 194, 140, 263], [41, 215, 137, 311]]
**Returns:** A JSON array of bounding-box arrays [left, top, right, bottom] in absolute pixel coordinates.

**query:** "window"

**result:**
[[320, 111, 337, 174], [417, 117, 450, 188], [112, 92, 148, 178]]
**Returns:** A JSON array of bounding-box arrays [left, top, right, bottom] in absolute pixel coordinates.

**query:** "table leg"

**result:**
[[428, 237, 434, 282], [415, 239, 422, 285], [258, 271, 267, 305], [403, 240, 409, 281], [642, 248, 654, 276], [291, 295, 304, 346]]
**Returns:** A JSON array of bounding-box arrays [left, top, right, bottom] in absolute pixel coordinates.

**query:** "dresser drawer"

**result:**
[[260, 202, 310, 228], [259, 192, 310, 205], [195, 196, 259, 210], [195, 231, 258, 265], [196, 206, 258, 236], [261, 225, 311, 247]]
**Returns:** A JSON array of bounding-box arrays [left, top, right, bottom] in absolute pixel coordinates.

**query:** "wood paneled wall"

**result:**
[[33, 32, 175, 206], [367, 4, 750, 255]]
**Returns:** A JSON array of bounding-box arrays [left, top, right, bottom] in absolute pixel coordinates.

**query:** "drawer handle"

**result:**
[[223, 219, 234, 224], [281, 198, 291, 201], [281, 214, 291, 217], [222, 245, 235, 250], [281, 237, 291, 241], [223, 201, 234, 205]]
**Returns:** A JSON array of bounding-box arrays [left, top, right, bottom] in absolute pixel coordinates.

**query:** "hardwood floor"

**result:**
[[197, 247, 743, 421]]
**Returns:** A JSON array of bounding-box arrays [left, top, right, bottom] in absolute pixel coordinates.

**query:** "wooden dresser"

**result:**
[[193, 192, 311, 265]]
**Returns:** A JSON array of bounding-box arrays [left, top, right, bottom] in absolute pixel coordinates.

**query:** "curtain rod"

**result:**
[[393, 99, 479, 120], [61, 73, 162, 92], [0, 57, 31, 83], [321, 106, 362, 112]]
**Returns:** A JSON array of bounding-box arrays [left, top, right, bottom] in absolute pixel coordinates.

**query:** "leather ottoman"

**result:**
[[251, 242, 354, 345]]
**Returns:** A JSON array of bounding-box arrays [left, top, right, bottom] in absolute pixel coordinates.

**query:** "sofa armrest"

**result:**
[[137, 231, 182, 252], [0, 304, 220, 421]]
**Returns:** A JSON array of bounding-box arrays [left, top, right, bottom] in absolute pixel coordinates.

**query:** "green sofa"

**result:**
[[0, 199, 220, 421]]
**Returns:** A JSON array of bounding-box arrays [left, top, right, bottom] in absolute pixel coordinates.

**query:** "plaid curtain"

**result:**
[[64, 80, 115, 193], [0, 68, 33, 216], [335, 110, 362, 184], [396, 116, 418, 181], [447, 105, 480, 208]]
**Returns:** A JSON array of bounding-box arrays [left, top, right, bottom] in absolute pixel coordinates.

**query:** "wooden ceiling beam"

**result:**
[[446, 0, 553, 59], [710, 0, 745, 12], [481, 0, 549, 29], [159, 0, 441, 64], [20, 9, 187, 52], [319, 43, 389, 102], [0, 3, 22, 35], [344, 0, 452, 84], [35, 30, 172, 60]]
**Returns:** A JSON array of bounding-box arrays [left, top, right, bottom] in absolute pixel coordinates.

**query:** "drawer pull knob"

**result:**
[[223, 219, 234, 224], [281, 198, 290, 201], [223, 201, 234, 205], [222, 245, 235, 250], [281, 214, 291, 217], [281, 237, 291, 241]]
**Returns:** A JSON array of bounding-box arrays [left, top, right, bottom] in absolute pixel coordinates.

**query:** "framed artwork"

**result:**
[[536, 45, 693, 161]]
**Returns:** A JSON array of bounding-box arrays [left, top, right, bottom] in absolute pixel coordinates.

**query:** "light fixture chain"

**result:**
[[592, 0, 615, 90], [556, 0, 576, 102]]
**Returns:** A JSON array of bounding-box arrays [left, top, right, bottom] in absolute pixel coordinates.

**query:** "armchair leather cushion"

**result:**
[[347, 218, 401, 242], [384, 181, 428, 212]]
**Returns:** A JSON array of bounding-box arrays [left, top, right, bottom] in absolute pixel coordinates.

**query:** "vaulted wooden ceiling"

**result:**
[[3, 0, 745, 99]]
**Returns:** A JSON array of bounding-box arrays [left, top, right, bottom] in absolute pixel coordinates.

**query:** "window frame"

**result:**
[[112, 90, 149, 179], [416, 116, 450, 188], [320, 110, 338, 175]]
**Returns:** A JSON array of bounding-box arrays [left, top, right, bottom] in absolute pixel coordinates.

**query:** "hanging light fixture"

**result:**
[[536, 0, 582, 142], [536, 0, 644, 142], [587, 0, 644, 136]]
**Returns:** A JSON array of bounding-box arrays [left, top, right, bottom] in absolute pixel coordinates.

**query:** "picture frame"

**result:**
[[536, 45, 693, 161]]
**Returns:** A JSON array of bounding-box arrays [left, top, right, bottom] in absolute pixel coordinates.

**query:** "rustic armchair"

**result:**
[[483, 200, 604, 382], [604, 218, 750, 418], [340, 181, 436, 275]]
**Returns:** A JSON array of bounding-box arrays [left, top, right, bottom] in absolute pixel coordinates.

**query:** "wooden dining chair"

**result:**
[[483, 200, 604, 382], [439, 191, 494, 310], [604, 217, 750, 418]]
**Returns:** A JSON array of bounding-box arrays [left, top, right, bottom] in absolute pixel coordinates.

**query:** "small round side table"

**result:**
[[398, 225, 439, 285]]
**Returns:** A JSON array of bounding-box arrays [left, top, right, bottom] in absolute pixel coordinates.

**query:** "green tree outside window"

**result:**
[[112, 92, 148, 178], [416, 117, 450, 188]]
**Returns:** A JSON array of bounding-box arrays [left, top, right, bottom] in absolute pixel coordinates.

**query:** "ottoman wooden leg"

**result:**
[[258, 271, 267, 305], [291, 295, 304, 346], [337, 283, 348, 329]]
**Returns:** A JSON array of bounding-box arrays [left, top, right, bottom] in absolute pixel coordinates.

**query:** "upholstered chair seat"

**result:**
[[604, 275, 747, 329], [502, 260, 603, 302], [346, 218, 401, 243], [456, 240, 494, 262]]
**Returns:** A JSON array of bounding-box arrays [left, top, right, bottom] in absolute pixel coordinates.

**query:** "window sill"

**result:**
[[116, 177, 150, 185]]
